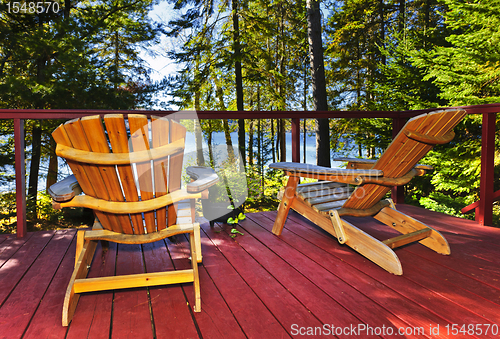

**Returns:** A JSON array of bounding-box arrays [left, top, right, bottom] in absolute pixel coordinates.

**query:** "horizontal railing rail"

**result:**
[[1, 104, 498, 237]]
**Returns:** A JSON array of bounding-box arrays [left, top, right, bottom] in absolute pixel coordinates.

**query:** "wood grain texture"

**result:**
[[167, 120, 186, 227], [270, 161, 383, 176], [151, 116, 170, 231], [128, 114, 156, 233], [104, 114, 143, 234], [54, 189, 201, 214], [4, 208, 500, 337], [344, 109, 466, 210]]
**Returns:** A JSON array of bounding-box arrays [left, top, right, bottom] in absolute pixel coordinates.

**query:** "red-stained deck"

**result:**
[[1, 206, 500, 339]]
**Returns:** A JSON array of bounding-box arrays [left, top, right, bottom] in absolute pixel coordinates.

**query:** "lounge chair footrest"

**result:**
[[382, 228, 432, 249]]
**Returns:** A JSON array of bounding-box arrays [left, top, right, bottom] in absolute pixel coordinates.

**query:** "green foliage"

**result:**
[[413, 0, 500, 105], [37, 192, 65, 222], [0, 0, 163, 110]]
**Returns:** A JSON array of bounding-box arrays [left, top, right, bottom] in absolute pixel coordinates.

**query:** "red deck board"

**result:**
[[246, 213, 444, 338], [200, 221, 328, 338], [22, 232, 76, 339], [240, 214, 424, 339], [2, 208, 500, 338], [66, 241, 117, 339], [267, 209, 500, 335], [337, 210, 500, 290], [0, 232, 34, 268], [250, 214, 452, 329], [0, 231, 54, 305], [399, 205, 500, 241], [263, 211, 492, 337], [194, 225, 290, 338], [111, 244, 153, 339], [142, 239, 199, 339], [199, 222, 372, 339], [171, 233, 248, 339], [0, 230, 74, 339]]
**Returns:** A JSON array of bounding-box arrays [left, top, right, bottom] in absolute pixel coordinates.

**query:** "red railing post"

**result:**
[[291, 118, 300, 162], [14, 118, 27, 238], [477, 112, 496, 226], [391, 115, 406, 204]]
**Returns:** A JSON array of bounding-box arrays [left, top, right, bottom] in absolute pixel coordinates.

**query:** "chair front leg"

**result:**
[[272, 175, 300, 235], [189, 232, 201, 312]]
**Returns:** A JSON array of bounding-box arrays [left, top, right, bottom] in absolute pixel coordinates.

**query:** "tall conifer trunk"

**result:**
[[306, 0, 330, 167], [232, 0, 245, 167]]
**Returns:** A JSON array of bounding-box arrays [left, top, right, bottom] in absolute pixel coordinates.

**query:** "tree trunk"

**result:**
[[207, 120, 214, 166], [194, 90, 205, 166], [27, 122, 42, 223], [279, 119, 286, 162], [216, 83, 235, 161], [398, 0, 405, 33], [306, 0, 330, 167], [303, 66, 308, 163], [271, 119, 275, 163], [232, 0, 245, 167], [46, 137, 58, 193], [248, 120, 254, 167], [379, 0, 386, 65]]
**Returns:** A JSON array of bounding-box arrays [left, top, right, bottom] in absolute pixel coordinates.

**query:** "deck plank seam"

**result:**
[[245, 213, 444, 332], [0, 231, 57, 309], [160, 236, 204, 339], [287, 214, 497, 326], [0, 233, 36, 269], [240, 215, 379, 329], [178, 229, 250, 338], [258, 212, 500, 327], [209, 221, 330, 337], [139, 243, 159, 339], [24, 230, 76, 339], [199, 222, 295, 338], [283, 210, 500, 293]]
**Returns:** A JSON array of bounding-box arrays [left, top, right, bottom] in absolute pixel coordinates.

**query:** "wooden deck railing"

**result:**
[[0, 104, 498, 237]]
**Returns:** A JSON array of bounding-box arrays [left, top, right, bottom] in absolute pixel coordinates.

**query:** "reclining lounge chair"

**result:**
[[270, 108, 466, 275]]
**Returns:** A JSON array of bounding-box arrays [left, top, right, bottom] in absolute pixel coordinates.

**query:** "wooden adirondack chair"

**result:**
[[48, 114, 219, 326], [270, 108, 467, 275]]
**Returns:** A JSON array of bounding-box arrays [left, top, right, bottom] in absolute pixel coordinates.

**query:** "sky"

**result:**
[[139, 1, 181, 109]]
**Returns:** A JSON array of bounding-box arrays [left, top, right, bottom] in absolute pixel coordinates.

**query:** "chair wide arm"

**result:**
[[333, 157, 433, 171], [48, 174, 83, 202], [186, 166, 220, 193], [269, 162, 383, 185]]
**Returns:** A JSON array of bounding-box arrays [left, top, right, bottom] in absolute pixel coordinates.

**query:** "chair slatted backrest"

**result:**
[[52, 114, 186, 234], [342, 109, 466, 210]]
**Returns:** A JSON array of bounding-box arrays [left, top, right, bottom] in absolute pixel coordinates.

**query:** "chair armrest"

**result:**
[[48, 174, 83, 202], [333, 157, 377, 170], [186, 166, 220, 193], [269, 162, 383, 182], [334, 157, 433, 171]]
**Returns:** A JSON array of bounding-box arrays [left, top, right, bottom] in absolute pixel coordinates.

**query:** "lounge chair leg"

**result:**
[[194, 223, 202, 263], [338, 218, 403, 275], [329, 210, 347, 244], [374, 206, 451, 255], [75, 230, 85, 268], [63, 235, 98, 326], [272, 175, 300, 235], [190, 232, 201, 312], [291, 198, 403, 275]]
